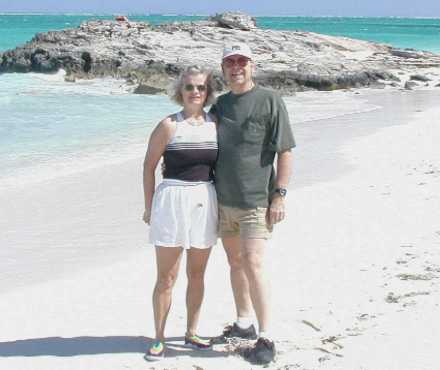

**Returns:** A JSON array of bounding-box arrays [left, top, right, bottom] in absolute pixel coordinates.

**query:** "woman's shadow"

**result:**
[[0, 336, 229, 359]]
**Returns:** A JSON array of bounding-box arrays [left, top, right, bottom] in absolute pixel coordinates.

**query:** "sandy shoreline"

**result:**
[[1, 88, 439, 370]]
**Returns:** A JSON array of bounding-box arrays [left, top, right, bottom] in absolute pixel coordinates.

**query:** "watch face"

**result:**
[[276, 188, 287, 197]]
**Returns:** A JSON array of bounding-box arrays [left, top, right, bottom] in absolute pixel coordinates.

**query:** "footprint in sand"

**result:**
[[396, 272, 437, 281], [385, 291, 430, 304], [356, 313, 377, 321], [425, 265, 440, 273]]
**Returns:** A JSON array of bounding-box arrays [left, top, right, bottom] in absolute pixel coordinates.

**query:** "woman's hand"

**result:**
[[142, 209, 151, 224]]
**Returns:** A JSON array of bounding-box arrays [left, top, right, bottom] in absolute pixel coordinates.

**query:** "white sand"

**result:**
[[1, 89, 439, 370]]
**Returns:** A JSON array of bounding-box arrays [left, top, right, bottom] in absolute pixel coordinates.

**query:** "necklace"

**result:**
[[186, 118, 204, 126], [182, 111, 205, 126]]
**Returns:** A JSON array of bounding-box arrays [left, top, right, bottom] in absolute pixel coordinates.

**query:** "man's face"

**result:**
[[222, 55, 253, 89]]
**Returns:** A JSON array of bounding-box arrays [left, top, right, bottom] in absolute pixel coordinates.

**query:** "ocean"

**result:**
[[1, 14, 439, 190]]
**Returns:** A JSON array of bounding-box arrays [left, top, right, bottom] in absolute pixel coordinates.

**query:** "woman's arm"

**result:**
[[142, 116, 175, 224]]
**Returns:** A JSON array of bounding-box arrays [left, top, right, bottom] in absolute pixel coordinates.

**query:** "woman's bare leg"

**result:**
[[153, 246, 183, 341]]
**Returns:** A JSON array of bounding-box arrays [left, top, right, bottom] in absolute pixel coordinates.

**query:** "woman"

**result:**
[[142, 65, 218, 361]]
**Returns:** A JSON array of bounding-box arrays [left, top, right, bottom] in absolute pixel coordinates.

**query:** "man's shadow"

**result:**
[[0, 336, 228, 359]]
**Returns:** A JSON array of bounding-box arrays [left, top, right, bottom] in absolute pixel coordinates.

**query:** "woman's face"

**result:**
[[180, 73, 208, 108]]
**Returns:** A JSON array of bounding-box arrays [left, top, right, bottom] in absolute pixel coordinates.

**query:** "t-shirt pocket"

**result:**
[[242, 121, 266, 145]]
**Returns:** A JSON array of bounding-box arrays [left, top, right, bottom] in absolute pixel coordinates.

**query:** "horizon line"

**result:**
[[1, 12, 440, 19]]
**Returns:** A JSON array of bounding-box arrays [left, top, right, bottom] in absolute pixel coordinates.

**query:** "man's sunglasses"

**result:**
[[223, 56, 250, 68], [184, 84, 207, 92]]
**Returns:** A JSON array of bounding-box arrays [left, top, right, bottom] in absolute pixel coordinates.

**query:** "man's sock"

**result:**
[[236, 316, 253, 329], [258, 331, 272, 341]]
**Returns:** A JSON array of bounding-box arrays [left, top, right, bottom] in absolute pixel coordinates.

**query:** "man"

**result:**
[[210, 43, 295, 364]]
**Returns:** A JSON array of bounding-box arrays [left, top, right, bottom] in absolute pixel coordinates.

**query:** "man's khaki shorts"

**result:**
[[218, 204, 273, 239]]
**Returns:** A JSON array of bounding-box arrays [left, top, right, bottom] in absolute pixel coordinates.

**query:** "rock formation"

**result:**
[[1, 12, 440, 94], [209, 12, 257, 30]]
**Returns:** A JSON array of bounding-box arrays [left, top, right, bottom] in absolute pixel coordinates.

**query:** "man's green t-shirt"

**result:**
[[210, 86, 296, 209]]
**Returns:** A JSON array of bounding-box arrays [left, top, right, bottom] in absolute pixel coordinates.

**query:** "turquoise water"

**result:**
[[259, 17, 440, 53], [1, 14, 440, 52], [0, 71, 177, 188]]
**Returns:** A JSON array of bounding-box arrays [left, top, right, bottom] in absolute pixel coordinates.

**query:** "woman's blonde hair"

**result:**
[[170, 65, 216, 107]]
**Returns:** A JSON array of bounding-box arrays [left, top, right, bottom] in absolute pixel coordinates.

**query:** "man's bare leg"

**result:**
[[222, 235, 253, 319], [241, 238, 270, 333], [186, 247, 212, 336]]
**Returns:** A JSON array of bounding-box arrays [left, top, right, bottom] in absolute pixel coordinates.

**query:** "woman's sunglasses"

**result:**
[[184, 84, 207, 92]]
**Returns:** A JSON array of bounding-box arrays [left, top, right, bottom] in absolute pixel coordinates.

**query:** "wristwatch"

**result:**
[[274, 187, 287, 197]]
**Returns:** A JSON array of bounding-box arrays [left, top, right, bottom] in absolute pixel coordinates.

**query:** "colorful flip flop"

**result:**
[[184, 334, 212, 350], [144, 341, 165, 361]]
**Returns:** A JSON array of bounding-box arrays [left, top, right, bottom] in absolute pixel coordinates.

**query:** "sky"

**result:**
[[0, 0, 440, 17]]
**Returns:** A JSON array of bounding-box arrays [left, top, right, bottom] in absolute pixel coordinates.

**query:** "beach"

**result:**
[[1, 87, 439, 370]]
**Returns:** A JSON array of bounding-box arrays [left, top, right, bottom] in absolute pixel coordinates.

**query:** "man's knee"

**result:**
[[243, 252, 264, 275], [226, 250, 244, 271], [241, 239, 266, 278], [187, 268, 205, 283], [223, 238, 243, 270]]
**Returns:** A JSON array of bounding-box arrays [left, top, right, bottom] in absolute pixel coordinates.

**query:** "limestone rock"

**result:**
[[391, 49, 424, 59], [133, 84, 165, 94], [410, 74, 431, 82], [209, 12, 257, 31], [405, 81, 418, 90], [64, 74, 76, 82]]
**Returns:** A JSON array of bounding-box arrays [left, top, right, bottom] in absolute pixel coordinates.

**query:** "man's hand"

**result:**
[[142, 209, 151, 225], [268, 195, 286, 224]]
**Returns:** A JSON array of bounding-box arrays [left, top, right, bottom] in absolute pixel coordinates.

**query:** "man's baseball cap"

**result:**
[[222, 43, 253, 60]]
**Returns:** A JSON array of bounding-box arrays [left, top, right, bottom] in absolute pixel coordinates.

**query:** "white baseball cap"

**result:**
[[222, 43, 253, 60]]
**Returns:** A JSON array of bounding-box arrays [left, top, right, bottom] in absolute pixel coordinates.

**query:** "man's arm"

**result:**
[[269, 149, 293, 224]]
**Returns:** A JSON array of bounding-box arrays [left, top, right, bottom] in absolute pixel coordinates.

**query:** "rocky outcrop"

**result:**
[[410, 74, 431, 82], [405, 81, 419, 90], [1, 12, 440, 94], [209, 12, 257, 30]]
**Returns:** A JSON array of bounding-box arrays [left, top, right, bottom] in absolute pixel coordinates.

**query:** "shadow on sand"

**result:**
[[0, 336, 229, 359]]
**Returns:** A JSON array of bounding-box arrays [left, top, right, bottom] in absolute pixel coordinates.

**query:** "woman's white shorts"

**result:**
[[149, 180, 218, 249]]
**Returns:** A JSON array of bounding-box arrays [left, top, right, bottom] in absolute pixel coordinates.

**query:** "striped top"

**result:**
[[163, 112, 218, 182]]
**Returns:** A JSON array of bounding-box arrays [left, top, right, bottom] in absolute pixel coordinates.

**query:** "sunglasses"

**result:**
[[223, 56, 250, 68], [184, 84, 207, 92]]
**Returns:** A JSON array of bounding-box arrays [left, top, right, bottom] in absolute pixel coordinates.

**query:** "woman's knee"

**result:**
[[156, 273, 177, 293]]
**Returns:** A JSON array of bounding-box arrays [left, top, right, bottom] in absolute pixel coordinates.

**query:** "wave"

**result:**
[[295, 105, 380, 124], [0, 71, 132, 97]]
